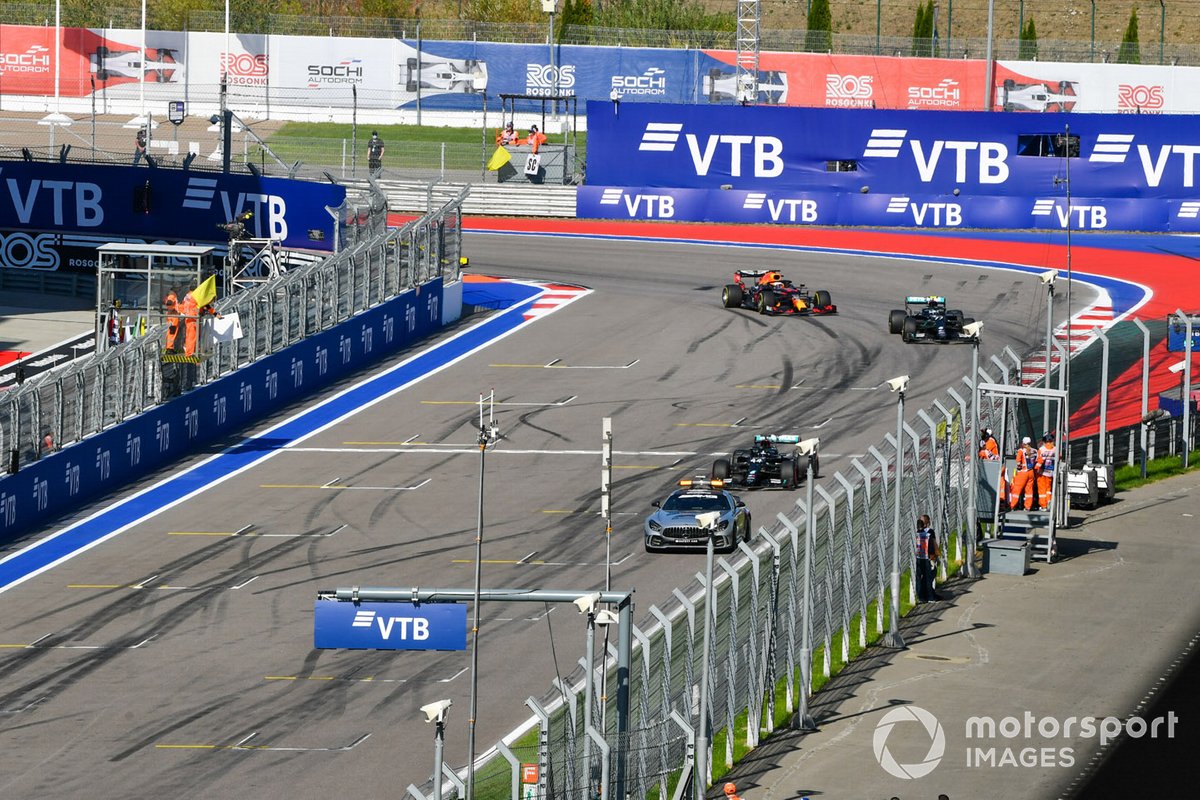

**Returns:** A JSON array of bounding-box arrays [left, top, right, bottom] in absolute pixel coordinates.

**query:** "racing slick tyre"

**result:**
[[743, 514, 753, 544], [757, 289, 778, 314], [722, 284, 744, 308], [902, 316, 919, 342], [888, 309, 906, 334], [712, 458, 732, 481], [807, 453, 820, 479], [780, 458, 799, 489], [961, 317, 976, 327], [947, 309, 965, 324], [814, 290, 832, 308]]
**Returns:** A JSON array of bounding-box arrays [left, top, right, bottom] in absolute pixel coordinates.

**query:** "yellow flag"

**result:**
[[191, 274, 218, 308], [486, 146, 512, 171]]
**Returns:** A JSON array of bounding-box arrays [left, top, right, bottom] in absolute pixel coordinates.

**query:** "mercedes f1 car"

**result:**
[[712, 434, 819, 490], [888, 296, 977, 343], [644, 476, 751, 553], [722, 269, 837, 316]]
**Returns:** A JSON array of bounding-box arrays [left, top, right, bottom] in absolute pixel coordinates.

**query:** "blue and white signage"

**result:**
[[582, 101, 1200, 232], [314, 601, 468, 651], [0, 162, 344, 250]]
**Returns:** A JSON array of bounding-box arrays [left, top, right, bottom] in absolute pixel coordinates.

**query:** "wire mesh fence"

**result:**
[[0, 185, 466, 476], [406, 352, 1018, 800]]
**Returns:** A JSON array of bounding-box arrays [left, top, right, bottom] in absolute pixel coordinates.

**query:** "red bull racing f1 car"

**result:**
[[722, 269, 837, 316]]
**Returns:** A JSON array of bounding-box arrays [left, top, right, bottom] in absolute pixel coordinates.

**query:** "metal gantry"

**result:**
[[734, 0, 761, 104]]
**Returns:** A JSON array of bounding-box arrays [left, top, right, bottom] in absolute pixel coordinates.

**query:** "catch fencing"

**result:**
[[0, 184, 466, 476], [416, 348, 1021, 800]]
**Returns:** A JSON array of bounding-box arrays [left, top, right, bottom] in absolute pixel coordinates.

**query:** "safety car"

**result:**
[[721, 269, 836, 316], [643, 477, 751, 553], [888, 295, 977, 343], [713, 434, 818, 490]]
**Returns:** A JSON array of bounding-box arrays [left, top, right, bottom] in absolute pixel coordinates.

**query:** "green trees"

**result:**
[[911, 0, 935, 58], [1018, 17, 1039, 61], [806, 0, 832, 53], [1118, 7, 1142, 64]]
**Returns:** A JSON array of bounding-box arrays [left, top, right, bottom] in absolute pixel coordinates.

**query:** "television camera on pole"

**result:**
[[218, 211, 284, 296]]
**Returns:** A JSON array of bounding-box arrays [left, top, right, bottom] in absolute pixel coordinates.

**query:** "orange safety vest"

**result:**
[[979, 437, 1000, 460], [1015, 446, 1038, 472], [1038, 443, 1057, 475]]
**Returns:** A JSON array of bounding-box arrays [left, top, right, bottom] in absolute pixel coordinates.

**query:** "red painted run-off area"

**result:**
[[412, 213, 1200, 436]]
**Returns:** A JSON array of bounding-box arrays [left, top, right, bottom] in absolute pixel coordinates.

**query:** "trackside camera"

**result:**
[[887, 375, 910, 393], [420, 699, 452, 723], [1038, 269, 1058, 286]]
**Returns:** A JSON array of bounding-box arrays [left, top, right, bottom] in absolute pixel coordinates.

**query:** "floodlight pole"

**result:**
[[1177, 310, 1194, 468], [582, 606, 597, 800], [966, 338, 981, 578], [884, 385, 907, 648]]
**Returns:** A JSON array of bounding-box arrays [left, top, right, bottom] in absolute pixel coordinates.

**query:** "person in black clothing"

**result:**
[[367, 131, 385, 176], [915, 514, 942, 602], [133, 127, 147, 166]]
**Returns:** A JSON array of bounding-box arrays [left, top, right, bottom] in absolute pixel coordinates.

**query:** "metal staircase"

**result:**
[[735, 0, 761, 104]]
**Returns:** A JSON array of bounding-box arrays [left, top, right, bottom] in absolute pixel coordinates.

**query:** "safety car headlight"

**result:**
[[717, 519, 730, 531], [648, 519, 662, 532]]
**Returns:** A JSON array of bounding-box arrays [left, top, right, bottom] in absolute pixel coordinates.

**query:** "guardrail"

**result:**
[[0, 185, 467, 477]]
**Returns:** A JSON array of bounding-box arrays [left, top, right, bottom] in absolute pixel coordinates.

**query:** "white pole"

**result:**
[[885, 387, 907, 648], [224, 0, 231, 79], [140, 0, 147, 118], [695, 532, 715, 800], [54, 0, 62, 112]]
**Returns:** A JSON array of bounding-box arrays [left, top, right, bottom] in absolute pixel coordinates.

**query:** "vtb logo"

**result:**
[[638, 122, 783, 178]]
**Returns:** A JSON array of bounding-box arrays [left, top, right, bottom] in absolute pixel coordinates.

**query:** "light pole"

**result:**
[[1172, 309, 1195, 467], [694, 511, 721, 800], [1090, 0, 1096, 62], [465, 391, 498, 800], [795, 438, 820, 730], [965, 322, 984, 579], [1054, 124, 1074, 484], [420, 700, 453, 800], [1038, 270, 1058, 433], [884, 376, 909, 649], [1160, 0, 1166, 65], [574, 593, 617, 800], [542, 0, 558, 117], [983, 0, 995, 110]]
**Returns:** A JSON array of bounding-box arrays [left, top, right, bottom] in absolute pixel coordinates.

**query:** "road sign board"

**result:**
[[314, 600, 468, 650], [168, 100, 185, 125]]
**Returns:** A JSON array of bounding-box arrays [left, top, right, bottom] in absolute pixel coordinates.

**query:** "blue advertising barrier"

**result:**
[[314, 600, 468, 651], [577, 185, 1184, 231], [1167, 319, 1200, 352], [0, 278, 443, 546], [0, 161, 344, 250]]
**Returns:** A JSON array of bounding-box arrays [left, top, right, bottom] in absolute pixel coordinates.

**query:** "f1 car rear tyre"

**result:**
[[757, 289, 777, 314], [902, 316, 918, 342], [712, 458, 732, 481], [722, 284, 744, 308], [808, 453, 820, 479], [814, 290, 832, 308], [781, 458, 798, 488], [888, 309, 906, 334]]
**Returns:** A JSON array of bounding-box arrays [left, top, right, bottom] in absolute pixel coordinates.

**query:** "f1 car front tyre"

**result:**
[[814, 290, 832, 308], [902, 316, 919, 342], [888, 309, 906, 334], [712, 458, 732, 481], [722, 284, 743, 308], [757, 290, 777, 314]]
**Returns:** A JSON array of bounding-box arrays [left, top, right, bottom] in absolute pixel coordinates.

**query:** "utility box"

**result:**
[[983, 538, 1030, 575]]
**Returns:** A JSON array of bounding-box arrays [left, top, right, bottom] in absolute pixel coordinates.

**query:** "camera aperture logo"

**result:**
[[873, 705, 946, 779]]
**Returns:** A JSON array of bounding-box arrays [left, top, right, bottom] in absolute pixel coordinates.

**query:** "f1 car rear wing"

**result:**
[[755, 434, 802, 445], [906, 295, 946, 305]]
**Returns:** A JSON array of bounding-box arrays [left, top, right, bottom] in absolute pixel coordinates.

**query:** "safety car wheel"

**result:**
[[757, 289, 777, 314], [722, 284, 744, 308], [902, 316, 918, 342], [712, 458, 732, 481], [888, 309, 906, 334], [814, 290, 832, 308]]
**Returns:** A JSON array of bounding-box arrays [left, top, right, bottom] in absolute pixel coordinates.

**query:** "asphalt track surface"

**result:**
[[0, 233, 1092, 798]]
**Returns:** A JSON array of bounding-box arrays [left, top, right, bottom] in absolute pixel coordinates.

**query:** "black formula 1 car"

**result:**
[[722, 269, 837, 316], [888, 295, 977, 343], [712, 434, 819, 490]]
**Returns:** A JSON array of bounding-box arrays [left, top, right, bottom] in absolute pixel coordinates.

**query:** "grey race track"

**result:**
[[0, 233, 1091, 798]]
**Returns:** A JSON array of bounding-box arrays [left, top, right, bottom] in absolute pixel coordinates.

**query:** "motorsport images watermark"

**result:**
[[872, 705, 1180, 778]]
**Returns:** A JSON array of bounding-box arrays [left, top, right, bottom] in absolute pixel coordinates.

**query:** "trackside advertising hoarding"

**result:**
[[581, 101, 1200, 232], [4, 22, 1200, 114], [0, 161, 343, 250]]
